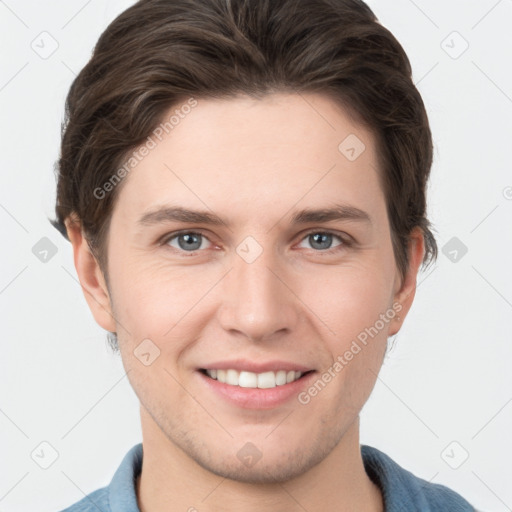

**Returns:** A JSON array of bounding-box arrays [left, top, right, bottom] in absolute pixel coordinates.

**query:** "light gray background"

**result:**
[[1, 1, 511, 511]]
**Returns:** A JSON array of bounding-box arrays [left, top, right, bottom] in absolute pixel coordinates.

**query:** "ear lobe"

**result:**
[[388, 227, 425, 336], [65, 215, 117, 333]]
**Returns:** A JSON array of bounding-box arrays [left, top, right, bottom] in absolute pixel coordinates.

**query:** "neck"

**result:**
[[136, 409, 383, 512]]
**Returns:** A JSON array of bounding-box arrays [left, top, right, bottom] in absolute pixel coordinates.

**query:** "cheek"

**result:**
[[109, 256, 215, 340], [298, 262, 394, 401], [300, 282, 390, 418], [300, 262, 396, 342]]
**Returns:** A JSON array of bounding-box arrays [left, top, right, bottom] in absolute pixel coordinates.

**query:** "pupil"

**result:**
[[180, 233, 201, 250], [311, 233, 331, 250]]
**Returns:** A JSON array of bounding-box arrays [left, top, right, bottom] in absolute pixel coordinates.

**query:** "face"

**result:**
[[77, 92, 419, 483]]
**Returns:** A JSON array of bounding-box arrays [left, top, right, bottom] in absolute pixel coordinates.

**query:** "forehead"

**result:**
[[112, 92, 384, 226]]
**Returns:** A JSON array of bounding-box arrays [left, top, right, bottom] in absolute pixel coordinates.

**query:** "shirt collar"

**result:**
[[109, 443, 143, 512]]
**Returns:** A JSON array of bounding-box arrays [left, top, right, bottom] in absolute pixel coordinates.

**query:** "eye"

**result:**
[[164, 231, 212, 252], [161, 229, 351, 256], [297, 230, 349, 252]]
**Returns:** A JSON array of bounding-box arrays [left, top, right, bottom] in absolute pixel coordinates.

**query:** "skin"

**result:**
[[66, 92, 424, 512]]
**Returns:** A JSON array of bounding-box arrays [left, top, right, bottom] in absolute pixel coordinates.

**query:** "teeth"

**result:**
[[239, 371, 258, 388], [205, 369, 304, 388], [275, 370, 287, 386], [257, 371, 276, 389], [226, 369, 238, 386]]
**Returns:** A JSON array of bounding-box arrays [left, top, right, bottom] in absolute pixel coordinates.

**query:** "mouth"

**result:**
[[199, 368, 314, 389], [196, 359, 317, 409]]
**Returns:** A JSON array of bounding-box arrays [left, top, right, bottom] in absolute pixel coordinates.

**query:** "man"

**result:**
[[53, 0, 476, 510]]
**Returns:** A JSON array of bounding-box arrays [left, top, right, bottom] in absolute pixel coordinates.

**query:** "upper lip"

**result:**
[[199, 359, 314, 373]]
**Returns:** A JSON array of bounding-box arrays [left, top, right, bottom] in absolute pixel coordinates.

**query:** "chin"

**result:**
[[175, 429, 340, 485], [196, 451, 323, 484]]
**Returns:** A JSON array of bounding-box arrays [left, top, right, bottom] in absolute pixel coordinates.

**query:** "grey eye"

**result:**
[[167, 232, 210, 252], [299, 232, 343, 251], [309, 233, 333, 250]]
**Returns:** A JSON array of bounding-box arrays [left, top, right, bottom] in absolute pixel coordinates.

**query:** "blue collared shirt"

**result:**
[[59, 443, 476, 511]]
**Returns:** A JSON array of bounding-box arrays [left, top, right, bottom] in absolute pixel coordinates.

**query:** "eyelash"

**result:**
[[160, 229, 353, 256]]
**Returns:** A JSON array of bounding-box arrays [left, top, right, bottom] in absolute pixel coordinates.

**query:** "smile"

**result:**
[[201, 369, 307, 388]]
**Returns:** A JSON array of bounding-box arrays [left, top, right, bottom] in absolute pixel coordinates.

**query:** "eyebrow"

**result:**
[[137, 204, 372, 228]]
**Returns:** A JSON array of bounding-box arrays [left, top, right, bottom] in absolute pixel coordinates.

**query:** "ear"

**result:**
[[65, 215, 117, 332], [388, 227, 425, 336]]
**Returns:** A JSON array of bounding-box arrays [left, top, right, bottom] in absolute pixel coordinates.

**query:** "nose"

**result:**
[[217, 241, 300, 343]]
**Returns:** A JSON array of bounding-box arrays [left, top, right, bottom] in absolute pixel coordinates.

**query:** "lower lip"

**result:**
[[197, 370, 317, 409]]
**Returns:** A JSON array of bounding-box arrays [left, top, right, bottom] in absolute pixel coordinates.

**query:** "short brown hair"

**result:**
[[53, 0, 437, 289]]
